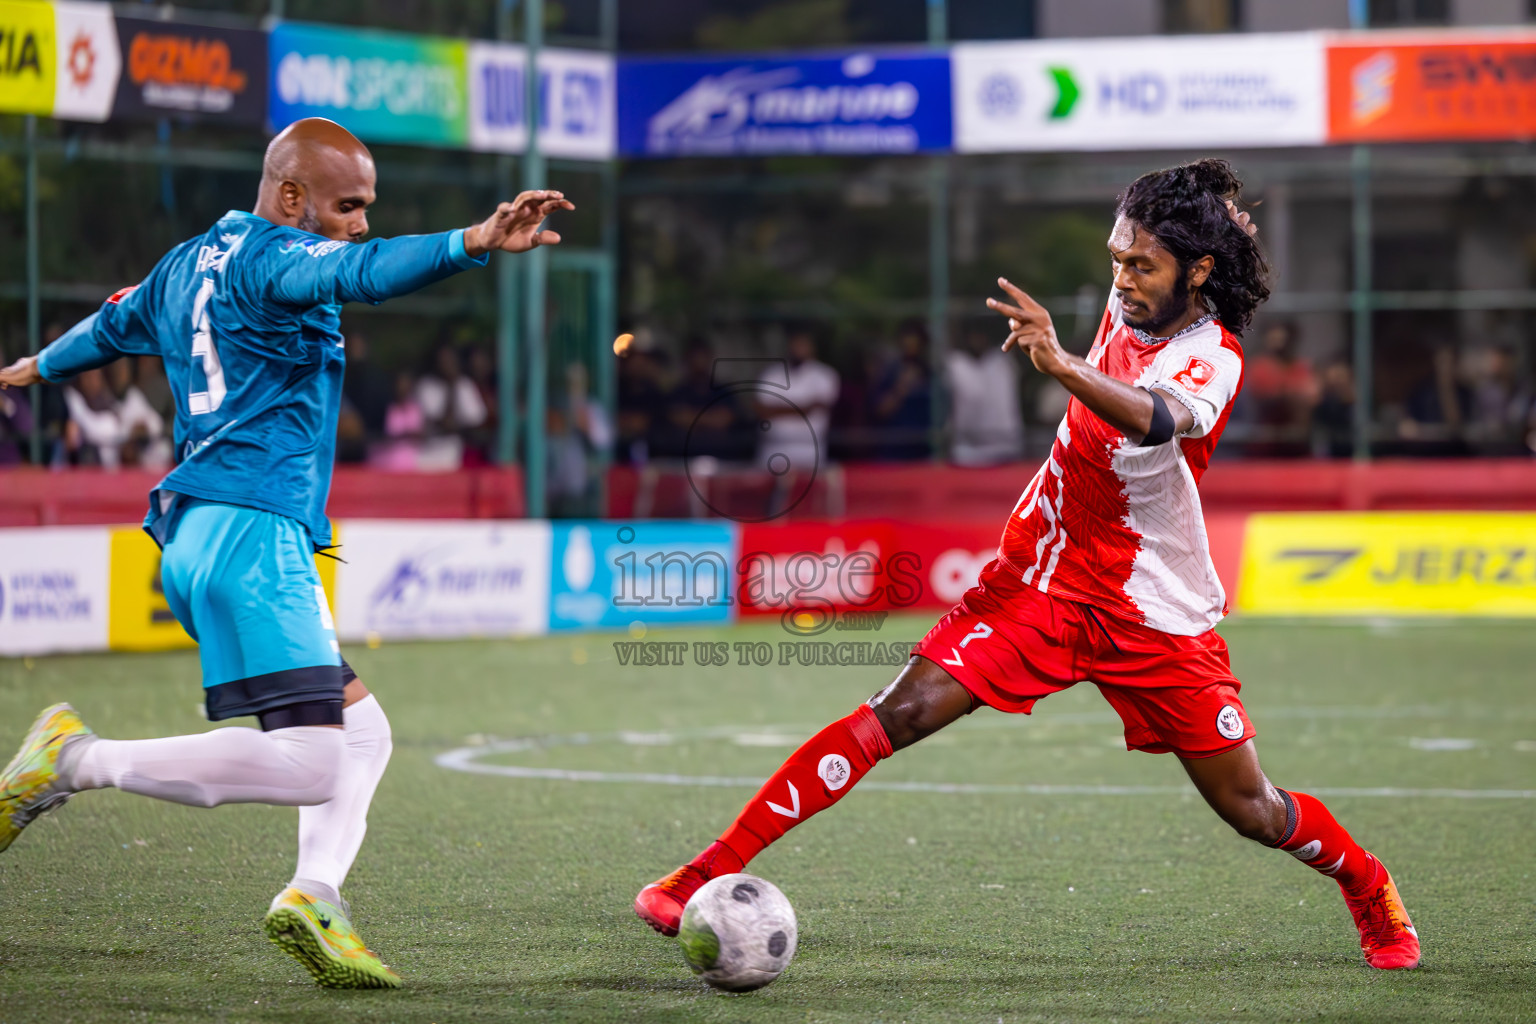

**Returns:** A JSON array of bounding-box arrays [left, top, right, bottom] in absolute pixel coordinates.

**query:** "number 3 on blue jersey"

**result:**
[[188, 276, 226, 415]]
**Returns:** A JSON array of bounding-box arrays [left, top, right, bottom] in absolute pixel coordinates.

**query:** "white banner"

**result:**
[[52, 1, 120, 122], [953, 33, 1326, 153], [0, 526, 110, 655], [334, 520, 552, 642], [468, 43, 616, 160]]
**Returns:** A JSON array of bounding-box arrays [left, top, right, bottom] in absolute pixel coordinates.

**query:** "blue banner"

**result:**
[[618, 50, 952, 157], [549, 521, 738, 632]]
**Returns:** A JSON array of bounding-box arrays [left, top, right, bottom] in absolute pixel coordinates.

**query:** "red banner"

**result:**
[[736, 520, 1000, 624]]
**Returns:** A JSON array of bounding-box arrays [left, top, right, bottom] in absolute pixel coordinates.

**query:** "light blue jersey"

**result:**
[[38, 210, 487, 548]]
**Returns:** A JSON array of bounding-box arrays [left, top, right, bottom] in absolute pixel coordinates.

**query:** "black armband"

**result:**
[[1139, 389, 1175, 447]]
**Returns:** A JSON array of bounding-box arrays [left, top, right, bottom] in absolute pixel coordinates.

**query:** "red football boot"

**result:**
[[1343, 860, 1421, 970], [633, 863, 708, 936], [634, 840, 743, 936]]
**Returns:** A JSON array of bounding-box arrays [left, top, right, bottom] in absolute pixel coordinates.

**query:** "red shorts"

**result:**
[[912, 560, 1254, 759]]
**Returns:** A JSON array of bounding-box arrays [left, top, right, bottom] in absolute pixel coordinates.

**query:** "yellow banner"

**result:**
[[0, 1, 55, 115], [107, 525, 340, 652], [1238, 512, 1536, 617]]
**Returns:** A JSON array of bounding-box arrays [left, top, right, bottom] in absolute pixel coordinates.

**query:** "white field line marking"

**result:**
[[433, 731, 1536, 799]]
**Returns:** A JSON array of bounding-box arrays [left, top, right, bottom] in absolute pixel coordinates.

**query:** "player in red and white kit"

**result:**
[[634, 160, 1420, 971]]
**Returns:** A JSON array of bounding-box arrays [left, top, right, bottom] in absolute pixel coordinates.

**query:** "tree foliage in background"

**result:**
[[695, 0, 857, 50]]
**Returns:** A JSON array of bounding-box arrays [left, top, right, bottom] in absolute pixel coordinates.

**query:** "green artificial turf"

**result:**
[[1, 617, 1533, 1022]]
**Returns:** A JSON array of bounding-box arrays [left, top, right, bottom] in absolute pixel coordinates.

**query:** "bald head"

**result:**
[[255, 118, 377, 242]]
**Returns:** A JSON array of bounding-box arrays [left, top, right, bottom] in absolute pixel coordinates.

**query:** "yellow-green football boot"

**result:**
[[264, 887, 402, 989], [0, 703, 92, 853]]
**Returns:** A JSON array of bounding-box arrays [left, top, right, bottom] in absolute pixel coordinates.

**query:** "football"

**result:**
[[677, 873, 798, 992]]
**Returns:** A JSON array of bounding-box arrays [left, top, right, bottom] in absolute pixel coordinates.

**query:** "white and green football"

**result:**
[[677, 873, 797, 992]]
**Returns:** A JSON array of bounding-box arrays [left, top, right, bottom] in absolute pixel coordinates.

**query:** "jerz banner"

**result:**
[[618, 49, 952, 157], [953, 33, 1326, 152], [114, 15, 266, 124], [1327, 31, 1536, 143], [1238, 512, 1536, 617], [267, 21, 468, 147]]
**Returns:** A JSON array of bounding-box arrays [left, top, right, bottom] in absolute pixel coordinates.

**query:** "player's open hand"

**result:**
[[465, 190, 576, 256], [0, 355, 42, 390], [1225, 199, 1257, 238], [987, 278, 1070, 377]]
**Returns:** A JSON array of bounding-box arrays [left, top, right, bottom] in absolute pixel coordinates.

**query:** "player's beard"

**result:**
[[1121, 267, 1197, 335], [296, 201, 322, 236]]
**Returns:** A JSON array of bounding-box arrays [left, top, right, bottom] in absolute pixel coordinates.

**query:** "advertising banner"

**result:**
[[1237, 512, 1536, 617], [736, 520, 999, 623], [0, 526, 109, 656], [0, 1, 120, 121], [618, 49, 952, 157], [114, 16, 266, 124], [468, 43, 615, 159], [268, 22, 468, 147], [0, 0, 57, 116], [333, 520, 549, 642], [953, 33, 1326, 152], [107, 525, 338, 651], [1327, 33, 1536, 143], [549, 521, 737, 631], [51, 1, 119, 122]]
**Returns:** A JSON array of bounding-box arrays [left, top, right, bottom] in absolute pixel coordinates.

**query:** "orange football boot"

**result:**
[[1343, 860, 1421, 970], [634, 863, 708, 936]]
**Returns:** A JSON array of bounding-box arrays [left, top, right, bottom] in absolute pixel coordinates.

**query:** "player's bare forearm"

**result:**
[[1042, 357, 1192, 442]]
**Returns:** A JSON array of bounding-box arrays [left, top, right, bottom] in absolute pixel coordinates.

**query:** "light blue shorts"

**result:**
[[159, 499, 343, 721]]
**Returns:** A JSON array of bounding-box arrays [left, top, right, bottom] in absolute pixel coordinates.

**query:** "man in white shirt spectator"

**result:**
[[946, 325, 1024, 466], [757, 327, 839, 476]]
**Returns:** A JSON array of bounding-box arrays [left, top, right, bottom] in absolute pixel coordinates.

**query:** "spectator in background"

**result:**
[[869, 319, 932, 460], [1246, 321, 1319, 456], [106, 357, 170, 468], [62, 367, 127, 468], [1399, 345, 1470, 455], [1463, 345, 1529, 454], [343, 332, 391, 437], [0, 343, 34, 465], [1311, 360, 1356, 459], [548, 362, 614, 516], [417, 344, 488, 436], [946, 322, 1023, 466], [374, 371, 427, 471], [616, 333, 666, 465], [757, 325, 839, 473], [658, 337, 745, 460]]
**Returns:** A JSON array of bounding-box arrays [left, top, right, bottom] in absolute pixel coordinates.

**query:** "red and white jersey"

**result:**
[[997, 296, 1244, 636]]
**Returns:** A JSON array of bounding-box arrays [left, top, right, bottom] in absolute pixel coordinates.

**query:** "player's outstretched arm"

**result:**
[[986, 278, 1194, 443], [269, 191, 576, 309], [1, 282, 161, 390]]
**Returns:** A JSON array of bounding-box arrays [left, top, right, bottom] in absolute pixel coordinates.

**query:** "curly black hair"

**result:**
[[1116, 159, 1271, 336]]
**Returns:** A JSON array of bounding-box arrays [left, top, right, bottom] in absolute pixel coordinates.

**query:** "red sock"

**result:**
[[695, 704, 893, 875], [1274, 789, 1379, 896]]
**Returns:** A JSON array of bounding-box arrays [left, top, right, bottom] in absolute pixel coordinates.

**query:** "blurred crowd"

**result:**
[[7, 319, 1536, 475]]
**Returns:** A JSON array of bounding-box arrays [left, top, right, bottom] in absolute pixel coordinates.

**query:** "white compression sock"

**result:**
[[66, 727, 344, 808], [292, 694, 393, 892]]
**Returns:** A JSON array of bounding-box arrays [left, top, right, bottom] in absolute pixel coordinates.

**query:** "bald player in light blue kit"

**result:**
[[0, 118, 572, 988]]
